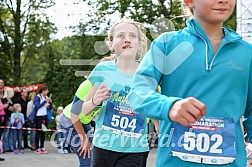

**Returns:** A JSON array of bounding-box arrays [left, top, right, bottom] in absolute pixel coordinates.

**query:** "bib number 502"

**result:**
[[183, 132, 223, 154], [111, 114, 136, 131]]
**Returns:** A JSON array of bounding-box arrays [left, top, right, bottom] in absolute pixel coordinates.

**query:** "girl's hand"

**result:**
[[169, 97, 206, 126], [92, 84, 111, 106], [77, 137, 91, 159]]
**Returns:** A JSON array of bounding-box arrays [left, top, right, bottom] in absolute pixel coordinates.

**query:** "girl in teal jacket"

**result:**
[[128, 0, 252, 166]]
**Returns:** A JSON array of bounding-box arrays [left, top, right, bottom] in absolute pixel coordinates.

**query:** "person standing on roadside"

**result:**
[[16, 89, 29, 149], [2, 87, 14, 152], [34, 86, 52, 154], [0, 80, 4, 93], [11, 103, 25, 154], [26, 92, 36, 150]]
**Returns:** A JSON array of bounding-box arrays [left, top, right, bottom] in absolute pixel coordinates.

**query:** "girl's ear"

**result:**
[[184, 0, 193, 6], [108, 41, 115, 52], [184, 0, 190, 5]]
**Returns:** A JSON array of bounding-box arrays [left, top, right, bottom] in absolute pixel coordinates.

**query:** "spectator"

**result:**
[[2, 87, 14, 152], [16, 89, 30, 149], [26, 92, 36, 150], [0, 90, 8, 143], [0, 81, 7, 161], [11, 103, 24, 154], [55, 106, 68, 154], [0, 79, 4, 92], [34, 86, 52, 154]]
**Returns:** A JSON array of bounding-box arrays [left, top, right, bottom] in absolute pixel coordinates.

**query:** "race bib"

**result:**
[[171, 116, 236, 165], [102, 101, 145, 138]]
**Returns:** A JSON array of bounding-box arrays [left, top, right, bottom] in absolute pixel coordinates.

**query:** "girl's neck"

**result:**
[[115, 58, 139, 74], [205, 28, 224, 41], [195, 19, 224, 40]]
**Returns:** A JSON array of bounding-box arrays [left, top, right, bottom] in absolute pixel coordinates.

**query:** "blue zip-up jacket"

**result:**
[[128, 18, 252, 167]]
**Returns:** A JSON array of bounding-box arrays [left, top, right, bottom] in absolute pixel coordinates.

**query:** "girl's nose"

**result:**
[[124, 39, 130, 43], [219, 0, 228, 4], [124, 35, 131, 43]]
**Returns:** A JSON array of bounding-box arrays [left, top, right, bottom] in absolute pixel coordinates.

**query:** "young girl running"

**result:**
[[128, 0, 252, 167], [82, 19, 149, 167]]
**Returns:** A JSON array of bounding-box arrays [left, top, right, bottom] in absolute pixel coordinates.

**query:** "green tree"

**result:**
[[0, 0, 56, 85], [82, 0, 236, 40], [39, 35, 106, 108], [83, 0, 185, 39]]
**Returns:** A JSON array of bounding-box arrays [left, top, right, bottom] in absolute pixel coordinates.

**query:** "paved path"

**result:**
[[0, 141, 157, 167], [1, 142, 252, 167]]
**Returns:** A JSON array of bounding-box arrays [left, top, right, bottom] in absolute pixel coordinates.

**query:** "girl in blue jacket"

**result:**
[[128, 0, 252, 167]]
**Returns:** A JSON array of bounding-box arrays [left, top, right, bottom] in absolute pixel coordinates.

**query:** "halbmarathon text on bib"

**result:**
[[171, 116, 236, 165]]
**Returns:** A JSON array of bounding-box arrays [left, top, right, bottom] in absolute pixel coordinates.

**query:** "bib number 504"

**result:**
[[183, 132, 223, 154], [111, 114, 136, 131]]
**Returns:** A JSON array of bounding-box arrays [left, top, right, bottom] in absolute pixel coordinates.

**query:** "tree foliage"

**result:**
[[83, 0, 186, 39], [82, 0, 236, 40], [40, 35, 106, 108], [0, 0, 56, 85]]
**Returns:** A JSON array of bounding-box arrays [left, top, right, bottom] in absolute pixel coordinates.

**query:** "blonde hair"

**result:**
[[4, 87, 14, 98], [106, 19, 147, 61], [13, 103, 21, 112], [29, 92, 36, 99], [57, 106, 63, 113]]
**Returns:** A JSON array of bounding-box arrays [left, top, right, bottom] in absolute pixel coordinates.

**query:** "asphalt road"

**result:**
[[0, 141, 157, 167], [1, 142, 252, 167]]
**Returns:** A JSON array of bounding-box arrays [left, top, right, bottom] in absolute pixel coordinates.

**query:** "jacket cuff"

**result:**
[[161, 97, 182, 122]]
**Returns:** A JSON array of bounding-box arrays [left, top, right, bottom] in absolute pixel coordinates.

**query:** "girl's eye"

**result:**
[[130, 34, 137, 38], [117, 34, 124, 38]]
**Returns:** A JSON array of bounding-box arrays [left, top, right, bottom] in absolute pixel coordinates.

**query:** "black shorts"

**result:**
[[93, 146, 144, 167]]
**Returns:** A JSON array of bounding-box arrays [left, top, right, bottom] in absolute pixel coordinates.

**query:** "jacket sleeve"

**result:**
[[71, 79, 92, 116], [21, 114, 25, 125], [243, 49, 252, 142], [26, 101, 33, 117], [10, 113, 15, 124], [34, 95, 46, 111], [128, 33, 181, 122], [48, 102, 53, 110]]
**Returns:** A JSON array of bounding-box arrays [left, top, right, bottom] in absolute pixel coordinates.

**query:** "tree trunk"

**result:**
[[13, 0, 22, 84]]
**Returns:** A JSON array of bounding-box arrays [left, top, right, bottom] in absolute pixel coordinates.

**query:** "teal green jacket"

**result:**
[[128, 18, 252, 167]]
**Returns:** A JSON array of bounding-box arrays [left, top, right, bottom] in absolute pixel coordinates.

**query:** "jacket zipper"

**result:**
[[191, 25, 230, 71]]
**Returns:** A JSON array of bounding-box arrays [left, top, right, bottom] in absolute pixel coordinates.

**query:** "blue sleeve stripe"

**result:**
[[73, 96, 80, 104], [71, 96, 84, 115]]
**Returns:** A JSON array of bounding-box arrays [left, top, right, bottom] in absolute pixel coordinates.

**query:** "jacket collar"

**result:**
[[186, 18, 242, 42]]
